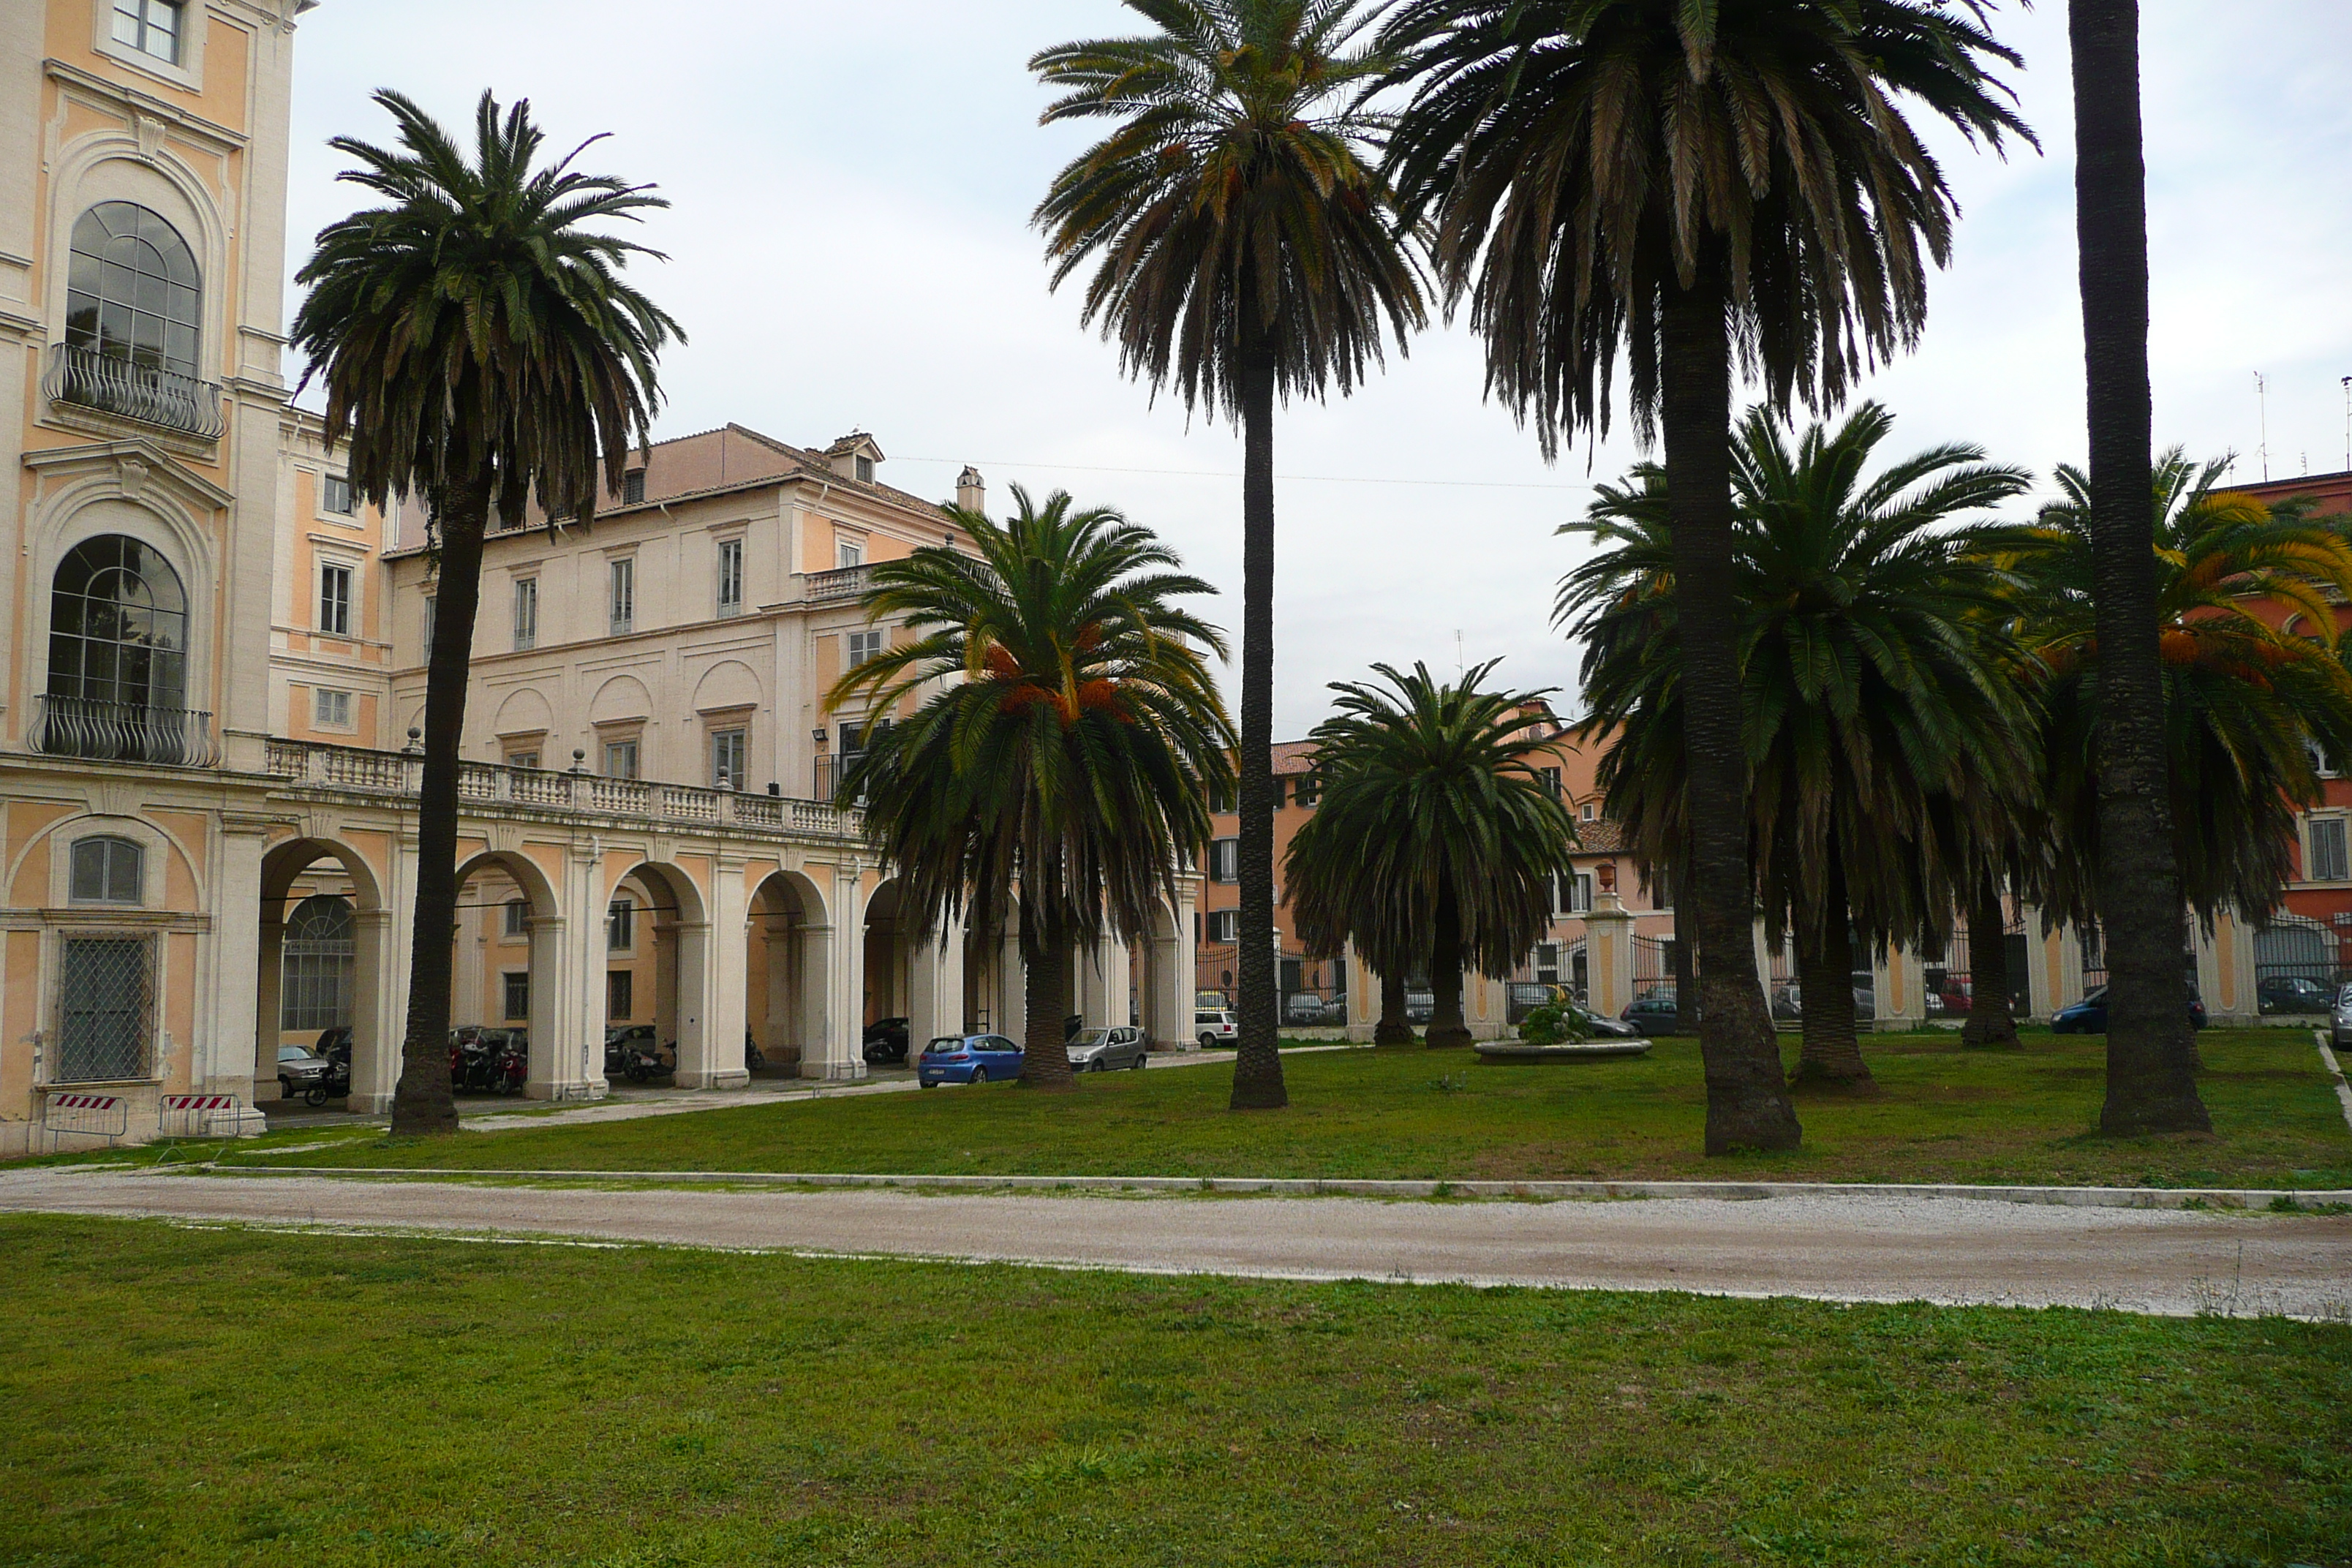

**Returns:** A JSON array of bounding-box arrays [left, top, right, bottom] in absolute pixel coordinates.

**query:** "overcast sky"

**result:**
[[284, 1, 2352, 736]]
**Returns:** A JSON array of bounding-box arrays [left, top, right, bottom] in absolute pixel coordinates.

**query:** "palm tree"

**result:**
[[1998, 456, 2352, 949], [1285, 750, 1416, 1045], [1031, 0, 1428, 1110], [2064, 0, 2197, 1134], [290, 92, 679, 1137], [1284, 662, 1580, 1049], [1382, 1, 2030, 1152], [1563, 404, 2036, 1090], [828, 488, 1235, 1090]]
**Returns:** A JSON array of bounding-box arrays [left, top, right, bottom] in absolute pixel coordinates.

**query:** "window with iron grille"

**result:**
[[502, 971, 529, 1020], [280, 895, 354, 1032], [69, 837, 143, 904], [319, 562, 353, 636], [2312, 817, 2349, 882], [112, 0, 182, 63], [608, 969, 634, 1019], [717, 539, 745, 617], [622, 469, 647, 505], [56, 935, 152, 1082], [608, 897, 635, 952]]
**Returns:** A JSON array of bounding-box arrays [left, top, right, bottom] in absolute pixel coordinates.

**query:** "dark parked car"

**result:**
[[1066, 1026, 1150, 1071], [1620, 992, 1693, 1035], [2051, 986, 2207, 1034], [1566, 1003, 1641, 1040], [2258, 976, 2334, 1016], [1284, 992, 1343, 1025], [919, 1033, 1024, 1088], [1404, 991, 1434, 1025], [863, 1017, 911, 1065]]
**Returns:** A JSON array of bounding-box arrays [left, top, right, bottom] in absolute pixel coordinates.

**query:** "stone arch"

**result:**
[[491, 686, 557, 745], [589, 673, 654, 725], [606, 860, 714, 1086], [256, 834, 393, 1109], [692, 660, 764, 714], [748, 868, 831, 1075], [44, 135, 232, 385], [22, 486, 220, 725], [10, 808, 199, 911]]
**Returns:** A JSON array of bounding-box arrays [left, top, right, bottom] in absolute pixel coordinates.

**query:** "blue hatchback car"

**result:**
[[918, 1033, 1024, 1088], [2051, 986, 2207, 1034]]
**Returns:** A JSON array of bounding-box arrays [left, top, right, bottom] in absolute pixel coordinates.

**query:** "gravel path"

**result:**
[[4, 1166, 2345, 1319]]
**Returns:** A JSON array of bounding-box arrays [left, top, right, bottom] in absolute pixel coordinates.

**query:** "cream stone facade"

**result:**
[[0, 1, 1197, 1155]]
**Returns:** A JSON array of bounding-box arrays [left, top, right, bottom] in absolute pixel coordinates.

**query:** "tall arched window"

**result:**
[[42, 535, 202, 764], [66, 202, 200, 375], [282, 895, 356, 1033]]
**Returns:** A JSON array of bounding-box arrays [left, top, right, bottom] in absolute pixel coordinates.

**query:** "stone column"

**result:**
[[1877, 944, 1925, 1030], [216, 818, 270, 1102], [804, 864, 867, 1079], [907, 911, 968, 1049], [345, 907, 399, 1115], [686, 857, 750, 1089], [1586, 894, 1635, 1019], [2206, 909, 2255, 1023]]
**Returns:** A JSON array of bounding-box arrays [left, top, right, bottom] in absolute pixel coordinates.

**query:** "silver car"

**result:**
[[2332, 984, 2352, 1047], [1066, 1026, 1150, 1072]]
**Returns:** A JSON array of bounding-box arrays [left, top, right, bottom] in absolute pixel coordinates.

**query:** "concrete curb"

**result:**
[[181, 1165, 2352, 1210]]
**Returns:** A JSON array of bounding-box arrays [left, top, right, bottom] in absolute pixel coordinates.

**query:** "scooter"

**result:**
[[621, 1039, 676, 1083]]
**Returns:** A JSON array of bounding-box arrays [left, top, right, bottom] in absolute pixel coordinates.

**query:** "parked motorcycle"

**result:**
[[622, 1039, 676, 1083]]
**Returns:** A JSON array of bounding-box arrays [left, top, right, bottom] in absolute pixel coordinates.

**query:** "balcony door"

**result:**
[[44, 535, 200, 764]]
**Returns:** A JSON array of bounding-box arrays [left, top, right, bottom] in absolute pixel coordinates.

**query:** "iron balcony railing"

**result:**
[[31, 694, 221, 768], [45, 342, 226, 440], [263, 739, 855, 838]]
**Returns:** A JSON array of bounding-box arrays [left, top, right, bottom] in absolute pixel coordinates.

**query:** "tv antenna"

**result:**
[[2255, 372, 2270, 481]]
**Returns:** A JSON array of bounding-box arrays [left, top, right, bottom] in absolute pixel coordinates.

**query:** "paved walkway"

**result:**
[[4, 1166, 2345, 1319]]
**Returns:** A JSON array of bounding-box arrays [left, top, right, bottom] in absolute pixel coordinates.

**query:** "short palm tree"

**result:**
[[1382, 1, 2030, 1151], [1284, 662, 1580, 1049], [290, 91, 679, 1137], [1998, 456, 2352, 944], [2065, 0, 2198, 1134], [1031, 0, 1428, 1110], [1563, 404, 2037, 1090], [828, 488, 1235, 1090]]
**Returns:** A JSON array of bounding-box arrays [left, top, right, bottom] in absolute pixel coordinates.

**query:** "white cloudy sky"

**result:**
[[284, 1, 2352, 736]]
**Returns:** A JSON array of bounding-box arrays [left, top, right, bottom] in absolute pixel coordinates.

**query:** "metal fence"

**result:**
[[1631, 934, 1679, 1004], [2254, 916, 2340, 1014]]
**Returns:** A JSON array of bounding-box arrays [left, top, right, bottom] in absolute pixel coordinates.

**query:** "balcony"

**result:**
[[30, 694, 221, 768], [44, 342, 225, 441], [806, 564, 873, 605], [262, 739, 854, 839]]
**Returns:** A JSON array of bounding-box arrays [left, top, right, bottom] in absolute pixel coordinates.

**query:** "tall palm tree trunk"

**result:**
[[1790, 851, 1872, 1090], [1020, 898, 1077, 1090], [1375, 968, 1414, 1046], [1961, 871, 2021, 1049], [1661, 271, 1803, 1153], [391, 478, 491, 1137], [2069, 0, 2209, 1134], [1231, 336, 1288, 1109], [1426, 873, 1472, 1049], [1672, 819, 1698, 1035]]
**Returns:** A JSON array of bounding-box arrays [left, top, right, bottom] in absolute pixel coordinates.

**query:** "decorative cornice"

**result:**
[[22, 437, 238, 510], [42, 60, 249, 154]]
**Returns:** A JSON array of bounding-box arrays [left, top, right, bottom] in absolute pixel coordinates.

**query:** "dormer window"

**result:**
[[112, 0, 182, 64], [855, 455, 875, 483], [622, 469, 646, 505]]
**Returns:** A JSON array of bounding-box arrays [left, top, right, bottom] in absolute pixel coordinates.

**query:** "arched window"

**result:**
[[69, 836, 144, 904], [42, 536, 201, 764], [66, 203, 200, 376], [282, 895, 356, 1033]]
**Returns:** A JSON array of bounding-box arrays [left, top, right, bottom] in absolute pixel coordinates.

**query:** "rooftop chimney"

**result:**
[[955, 464, 986, 516]]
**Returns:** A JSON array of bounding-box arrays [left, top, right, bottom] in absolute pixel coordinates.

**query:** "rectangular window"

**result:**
[[1210, 838, 1239, 883], [1574, 872, 1594, 913], [321, 474, 355, 516], [1208, 781, 1235, 815], [112, 0, 180, 64], [56, 936, 151, 1082], [717, 539, 745, 617], [319, 562, 353, 637], [608, 898, 635, 953], [505, 750, 540, 772], [854, 455, 875, 484], [313, 688, 352, 729], [608, 969, 634, 1019], [847, 628, 884, 668], [502, 971, 530, 1021], [1580, 802, 1597, 822], [609, 558, 636, 636], [622, 468, 647, 505], [1206, 910, 1239, 944], [422, 595, 436, 655], [513, 578, 538, 650], [2312, 817, 2350, 882], [503, 899, 528, 938], [837, 537, 864, 570], [603, 739, 640, 780], [1535, 943, 1561, 984], [1270, 774, 1287, 809], [1294, 773, 1319, 808], [1539, 766, 1562, 800], [712, 728, 747, 791]]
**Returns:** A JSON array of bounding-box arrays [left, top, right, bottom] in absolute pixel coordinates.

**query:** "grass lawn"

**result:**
[[222, 1028, 2352, 1190], [2, 1215, 2345, 1567]]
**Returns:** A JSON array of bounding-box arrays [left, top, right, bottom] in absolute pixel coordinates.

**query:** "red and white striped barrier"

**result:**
[[159, 1094, 239, 1112], [48, 1093, 123, 1112], [42, 1091, 129, 1146], [159, 1093, 246, 1138]]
